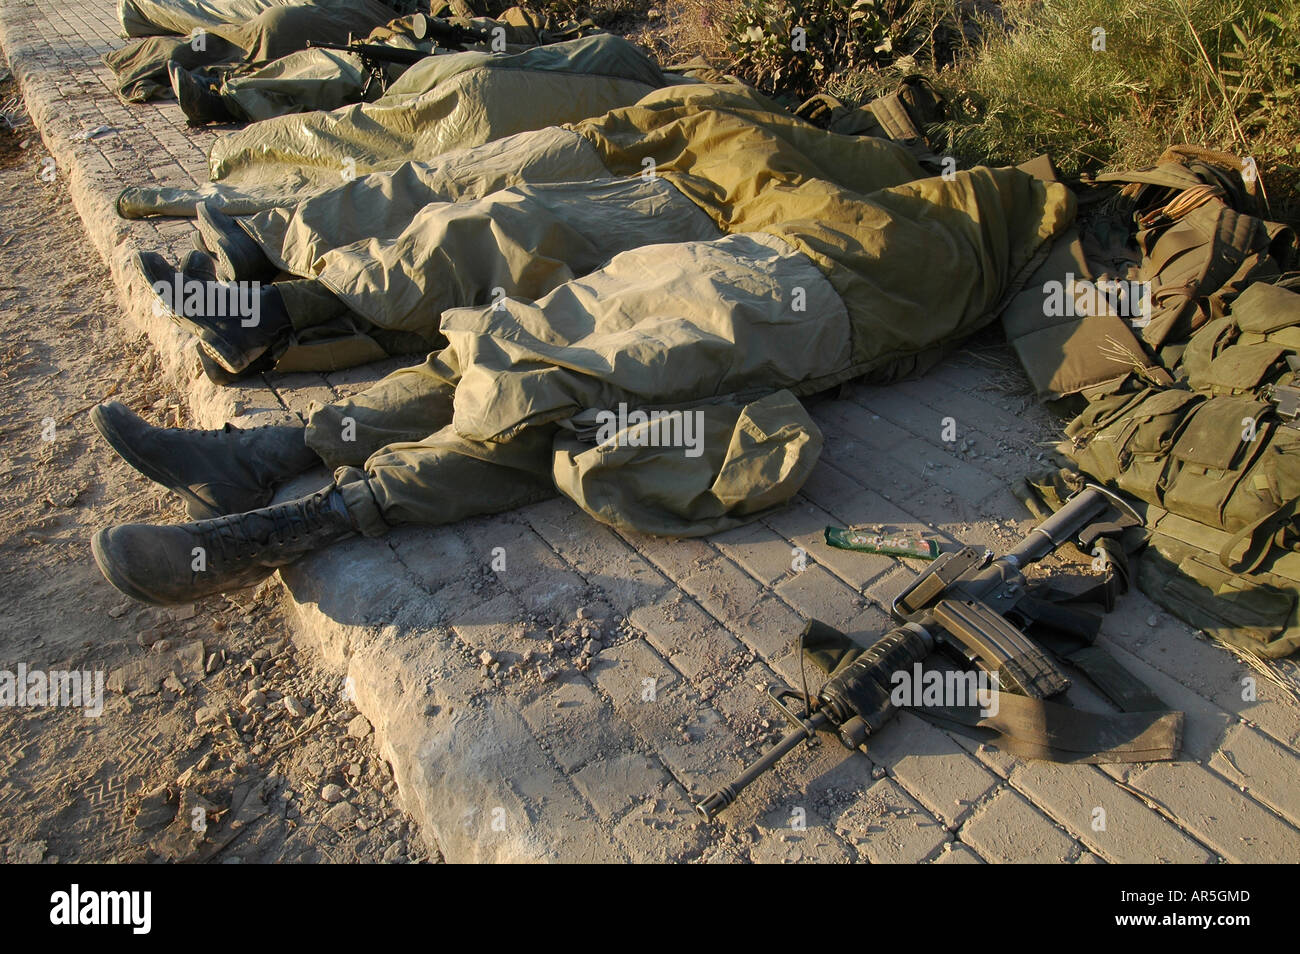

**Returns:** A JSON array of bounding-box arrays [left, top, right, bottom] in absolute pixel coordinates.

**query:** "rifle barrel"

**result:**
[[695, 712, 828, 820]]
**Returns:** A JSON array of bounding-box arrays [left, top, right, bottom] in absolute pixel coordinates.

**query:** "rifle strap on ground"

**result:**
[[920, 692, 1183, 763], [1061, 644, 1169, 713]]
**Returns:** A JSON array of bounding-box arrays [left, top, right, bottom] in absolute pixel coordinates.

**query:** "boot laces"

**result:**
[[199, 492, 334, 562]]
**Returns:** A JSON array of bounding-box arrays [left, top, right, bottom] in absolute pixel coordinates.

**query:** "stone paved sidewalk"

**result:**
[[5, 0, 1300, 863]]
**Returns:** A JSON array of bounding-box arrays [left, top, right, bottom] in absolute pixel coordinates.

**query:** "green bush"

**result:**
[[723, 0, 891, 95], [652, 0, 1300, 222]]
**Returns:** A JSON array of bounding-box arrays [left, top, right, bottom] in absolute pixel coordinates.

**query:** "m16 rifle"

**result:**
[[306, 16, 497, 95], [695, 483, 1170, 820], [305, 40, 431, 96]]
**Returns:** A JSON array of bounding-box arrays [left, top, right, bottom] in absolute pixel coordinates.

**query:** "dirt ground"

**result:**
[[0, 74, 436, 864]]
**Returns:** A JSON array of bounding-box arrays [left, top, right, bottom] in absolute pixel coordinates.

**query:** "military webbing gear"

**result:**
[[1004, 135, 1300, 660], [1140, 512, 1300, 659], [1006, 151, 1296, 400], [1059, 362, 1300, 658], [1131, 201, 1293, 349], [794, 77, 947, 172], [1063, 385, 1300, 549]]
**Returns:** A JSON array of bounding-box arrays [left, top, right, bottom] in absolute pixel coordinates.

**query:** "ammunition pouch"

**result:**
[[1065, 387, 1299, 541]]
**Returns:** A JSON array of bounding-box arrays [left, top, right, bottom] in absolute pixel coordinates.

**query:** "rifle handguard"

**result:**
[[818, 622, 934, 728], [695, 621, 931, 820]]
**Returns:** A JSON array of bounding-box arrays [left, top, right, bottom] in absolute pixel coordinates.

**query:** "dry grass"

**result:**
[[622, 0, 1300, 226]]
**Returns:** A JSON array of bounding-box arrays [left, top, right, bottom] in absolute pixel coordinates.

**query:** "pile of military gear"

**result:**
[[1005, 147, 1300, 660], [699, 484, 1185, 818]]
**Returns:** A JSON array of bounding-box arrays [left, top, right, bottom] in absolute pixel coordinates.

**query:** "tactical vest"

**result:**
[[1033, 152, 1300, 658]]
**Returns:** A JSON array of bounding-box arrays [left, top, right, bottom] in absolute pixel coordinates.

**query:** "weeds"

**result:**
[[655, 0, 1300, 222]]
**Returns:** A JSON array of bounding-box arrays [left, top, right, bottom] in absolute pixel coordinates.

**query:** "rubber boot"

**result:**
[[92, 489, 356, 605], [196, 202, 278, 283], [169, 62, 236, 125], [134, 250, 291, 374], [91, 401, 322, 519]]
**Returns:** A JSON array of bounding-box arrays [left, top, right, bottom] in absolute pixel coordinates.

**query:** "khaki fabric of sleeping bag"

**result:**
[[116, 34, 669, 216]]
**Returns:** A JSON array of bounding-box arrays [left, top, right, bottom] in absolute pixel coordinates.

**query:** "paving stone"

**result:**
[[712, 520, 798, 587], [626, 594, 711, 649], [932, 843, 984, 863], [594, 675, 750, 793], [612, 787, 710, 862], [708, 659, 782, 724], [588, 637, 680, 709], [774, 564, 868, 631], [862, 711, 1000, 827], [764, 495, 903, 590], [516, 673, 636, 774], [387, 525, 474, 594], [748, 802, 853, 864], [619, 530, 717, 583], [1210, 723, 1300, 828], [1124, 761, 1300, 863], [1002, 761, 1214, 864], [833, 777, 950, 863], [959, 787, 1078, 863], [519, 499, 670, 612], [571, 752, 674, 820]]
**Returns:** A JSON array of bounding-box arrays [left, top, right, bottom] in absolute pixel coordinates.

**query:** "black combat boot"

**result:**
[[91, 401, 322, 519], [195, 202, 278, 283], [168, 62, 236, 125], [180, 247, 217, 282], [196, 346, 276, 386], [92, 489, 356, 605], [134, 250, 291, 375]]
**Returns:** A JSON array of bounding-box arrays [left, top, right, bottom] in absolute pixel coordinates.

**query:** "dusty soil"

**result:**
[[0, 74, 436, 864]]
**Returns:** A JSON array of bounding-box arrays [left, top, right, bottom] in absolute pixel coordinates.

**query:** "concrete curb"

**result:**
[[0, 0, 620, 862]]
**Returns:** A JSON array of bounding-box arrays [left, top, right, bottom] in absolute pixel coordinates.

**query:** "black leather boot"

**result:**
[[92, 489, 356, 605], [169, 62, 236, 125], [180, 248, 217, 282], [134, 250, 291, 374], [195, 202, 277, 283], [91, 401, 322, 519]]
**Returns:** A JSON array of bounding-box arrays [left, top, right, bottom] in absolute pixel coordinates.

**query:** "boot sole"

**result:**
[[91, 528, 171, 606], [196, 336, 267, 376], [90, 404, 219, 520]]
